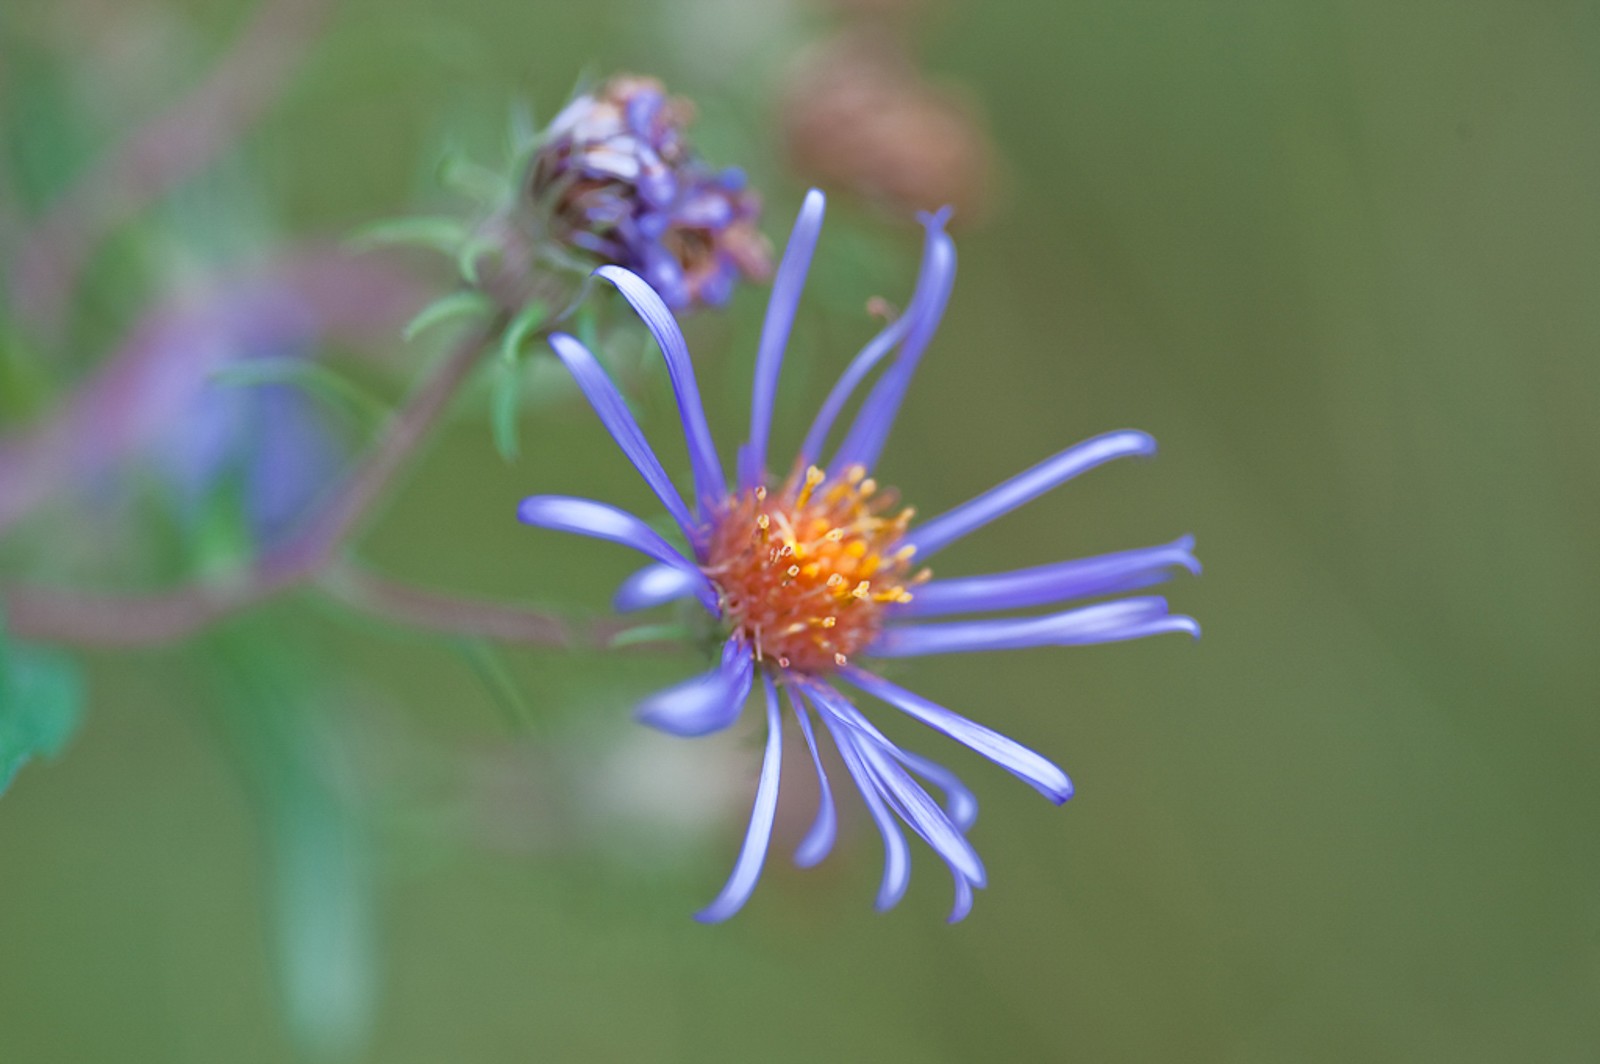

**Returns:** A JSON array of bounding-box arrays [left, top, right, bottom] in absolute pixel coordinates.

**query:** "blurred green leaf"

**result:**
[[210, 358, 390, 428], [453, 639, 538, 734], [490, 361, 521, 461], [605, 623, 693, 649], [346, 215, 468, 255], [0, 630, 85, 796], [454, 233, 500, 287], [574, 302, 600, 353], [207, 634, 377, 1063], [499, 301, 550, 366], [488, 302, 550, 461], [402, 290, 495, 342], [438, 153, 511, 204]]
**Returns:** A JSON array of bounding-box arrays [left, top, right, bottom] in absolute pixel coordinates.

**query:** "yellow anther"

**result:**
[[796, 465, 826, 507], [859, 478, 877, 497], [846, 540, 868, 558], [834, 652, 848, 666], [826, 574, 846, 589], [845, 465, 867, 485], [821, 616, 837, 628], [786, 564, 801, 578], [893, 544, 917, 561], [756, 514, 770, 531], [851, 580, 872, 600], [754, 486, 768, 502], [824, 528, 844, 543]]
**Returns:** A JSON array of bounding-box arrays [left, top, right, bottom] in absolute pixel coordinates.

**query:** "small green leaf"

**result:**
[[204, 635, 376, 1063], [490, 362, 521, 461], [210, 358, 390, 428], [0, 635, 86, 796], [575, 303, 600, 353], [438, 154, 511, 204], [499, 301, 550, 365], [606, 623, 693, 649], [454, 640, 538, 734], [347, 215, 467, 255], [506, 100, 542, 172], [455, 233, 501, 287], [402, 290, 495, 342]]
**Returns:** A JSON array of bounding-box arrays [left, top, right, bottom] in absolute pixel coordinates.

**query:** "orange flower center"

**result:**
[[702, 464, 929, 675]]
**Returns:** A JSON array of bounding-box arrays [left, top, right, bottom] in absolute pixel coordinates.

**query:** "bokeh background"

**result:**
[[3, 0, 1598, 1061]]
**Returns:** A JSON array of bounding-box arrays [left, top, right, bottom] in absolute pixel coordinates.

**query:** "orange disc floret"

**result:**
[[702, 464, 930, 675]]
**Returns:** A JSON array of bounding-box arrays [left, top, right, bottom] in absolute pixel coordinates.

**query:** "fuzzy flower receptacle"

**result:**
[[528, 75, 771, 310], [517, 190, 1199, 922]]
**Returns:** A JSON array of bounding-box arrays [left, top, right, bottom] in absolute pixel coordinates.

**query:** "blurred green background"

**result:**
[[3, 0, 1598, 1060]]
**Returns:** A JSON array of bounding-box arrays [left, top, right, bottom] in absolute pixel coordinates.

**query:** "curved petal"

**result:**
[[872, 597, 1201, 657], [595, 266, 726, 511], [947, 872, 975, 924], [739, 189, 826, 488], [797, 210, 951, 468], [840, 667, 1074, 804], [695, 674, 784, 923], [809, 689, 910, 912], [893, 536, 1200, 619], [517, 495, 716, 612], [810, 686, 985, 888], [788, 689, 838, 869], [799, 682, 978, 832], [894, 749, 978, 832], [830, 217, 956, 474], [902, 430, 1159, 561], [613, 562, 702, 612], [548, 332, 697, 539], [636, 637, 754, 737]]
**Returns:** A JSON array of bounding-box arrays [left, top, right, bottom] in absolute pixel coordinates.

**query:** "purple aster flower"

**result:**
[[517, 189, 1200, 922], [528, 75, 772, 310], [146, 285, 345, 547]]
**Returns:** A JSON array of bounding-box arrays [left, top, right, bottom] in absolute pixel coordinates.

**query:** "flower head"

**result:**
[[518, 190, 1200, 922], [528, 75, 771, 309]]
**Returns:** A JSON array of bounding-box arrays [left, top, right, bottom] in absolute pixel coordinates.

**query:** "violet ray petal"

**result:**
[[797, 210, 951, 467], [865, 746, 984, 924], [894, 748, 979, 832], [858, 741, 986, 888], [840, 667, 1074, 803], [893, 535, 1201, 619], [871, 597, 1200, 657], [788, 689, 838, 868], [810, 687, 985, 887], [903, 430, 1159, 560], [517, 495, 716, 612], [695, 674, 784, 922], [636, 637, 753, 737], [797, 314, 912, 471], [948, 873, 975, 924], [548, 333, 698, 538], [830, 223, 956, 474], [812, 691, 911, 911], [612, 562, 702, 612], [595, 266, 726, 509], [739, 189, 826, 487]]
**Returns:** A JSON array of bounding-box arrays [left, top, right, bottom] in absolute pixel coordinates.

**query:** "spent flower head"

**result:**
[[518, 190, 1199, 922], [527, 75, 772, 310]]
